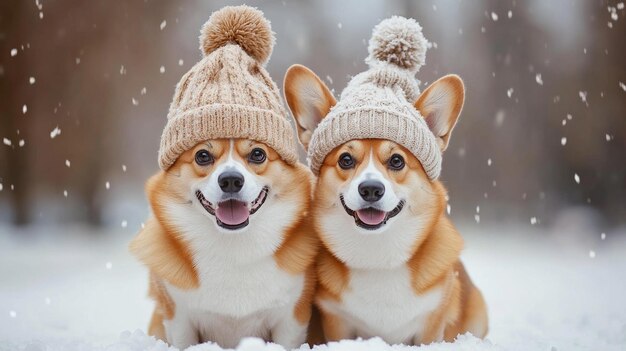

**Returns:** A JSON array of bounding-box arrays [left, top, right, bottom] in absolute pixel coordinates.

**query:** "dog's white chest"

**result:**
[[169, 256, 303, 318], [323, 265, 443, 343]]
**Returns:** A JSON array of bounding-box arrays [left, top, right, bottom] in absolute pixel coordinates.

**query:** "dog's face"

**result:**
[[284, 65, 463, 267], [156, 139, 308, 233], [319, 139, 436, 233]]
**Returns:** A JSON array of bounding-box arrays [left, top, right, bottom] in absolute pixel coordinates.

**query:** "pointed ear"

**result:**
[[414, 74, 465, 151], [284, 64, 336, 151]]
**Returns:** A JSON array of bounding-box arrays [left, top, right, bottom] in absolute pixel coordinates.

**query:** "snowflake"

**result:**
[[50, 126, 61, 139], [491, 12, 498, 21], [574, 173, 580, 184], [160, 20, 167, 30]]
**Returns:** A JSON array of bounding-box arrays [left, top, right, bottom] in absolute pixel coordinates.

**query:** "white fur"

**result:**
[[319, 265, 444, 344], [160, 140, 307, 349]]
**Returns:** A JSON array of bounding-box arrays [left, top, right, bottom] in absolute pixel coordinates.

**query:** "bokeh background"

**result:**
[[1, 0, 625, 350], [1, 0, 624, 228]]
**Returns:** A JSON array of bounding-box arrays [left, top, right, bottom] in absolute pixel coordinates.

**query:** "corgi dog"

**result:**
[[130, 139, 318, 349], [284, 64, 488, 345]]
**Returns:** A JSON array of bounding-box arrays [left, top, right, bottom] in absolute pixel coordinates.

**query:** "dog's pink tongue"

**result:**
[[216, 200, 249, 225], [356, 208, 386, 226]]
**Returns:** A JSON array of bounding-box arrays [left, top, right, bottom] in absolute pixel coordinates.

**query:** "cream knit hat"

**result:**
[[158, 5, 297, 170], [307, 16, 442, 179]]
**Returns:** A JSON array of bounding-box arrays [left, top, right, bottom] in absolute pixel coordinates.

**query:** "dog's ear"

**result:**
[[414, 75, 465, 151], [284, 64, 336, 151]]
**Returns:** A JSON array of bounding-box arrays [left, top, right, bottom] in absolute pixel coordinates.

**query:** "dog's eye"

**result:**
[[195, 150, 214, 166], [248, 148, 267, 164], [338, 153, 355, 169], [388, 154, 405, 170]]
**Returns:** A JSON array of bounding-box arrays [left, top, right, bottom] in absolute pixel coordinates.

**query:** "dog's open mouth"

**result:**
[[340, 195, 404, 230], [195, 187, 269, 230]]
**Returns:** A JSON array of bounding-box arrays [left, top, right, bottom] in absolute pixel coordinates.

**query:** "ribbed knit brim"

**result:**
[[159, 104, 297, 170], [308, 106, 441, 179]]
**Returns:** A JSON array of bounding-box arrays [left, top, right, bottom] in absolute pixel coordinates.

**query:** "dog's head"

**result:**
[[151, 138, 310, 234], [284, 65, 464, 267]]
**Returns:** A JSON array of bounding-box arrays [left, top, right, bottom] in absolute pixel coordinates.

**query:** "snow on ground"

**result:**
[[1, 223, 625, 351]]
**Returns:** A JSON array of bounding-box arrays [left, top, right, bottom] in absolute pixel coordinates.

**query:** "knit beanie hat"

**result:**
[[158, 5, 297, 170], [307, 16, 442, 179]]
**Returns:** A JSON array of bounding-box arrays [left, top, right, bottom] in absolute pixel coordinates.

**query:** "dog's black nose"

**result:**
[[358, 180, 385, 202], [218, 171, 244, 193]]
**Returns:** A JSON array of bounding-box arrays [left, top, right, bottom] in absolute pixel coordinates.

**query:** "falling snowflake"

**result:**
[[579, 91, 588, 106], [120, 65, 126, 75], [141, 87, 147, 95], [63, 190, 68, 197], [160, 20, 167, 30], [530, 217, 537, 225], [29, 77, 35, 84], [506, 88, 514, 98], [474, 214, 480, 223], [574, 173, 580, 184], [18, 139, 25, 147], [605, 134, 612, 141], [45, 297, 51, 305], [9, 311, 16, 318], [618, 3, 625, 10], [22, 104, 27, 114], [132, 98, 138, 106], [2, 138, 11, 146], [10, 48, 17, 57], [508, 10, 513, 18], [337, 22, 342, 29], [105, 262, 113, 270], [601, 233, 606, 240], [121, 220, 128, 228], [178, 59, 184, 66], [65, 159, 71, 167], [446, 204, 451, 215], [491, 12, 498, 21], [50, 126, 61, 139], [105, 181, 110, 190], [160, 66, 165, 74], [487, 158, 492, 166], [561, 137, 567, 146], [619, 82, 626, 92], [589, 250, 596, 259], [535, 74, 543, 85], [122, 164, 127, 172], [0, 183, 3, 191]]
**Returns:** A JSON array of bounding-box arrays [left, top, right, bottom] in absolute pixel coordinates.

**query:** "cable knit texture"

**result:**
[[307, 16, 442, 180], [158, 5, 297, 170]]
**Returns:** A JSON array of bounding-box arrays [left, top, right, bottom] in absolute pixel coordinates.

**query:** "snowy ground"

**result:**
[[1, 223, 625, 351]]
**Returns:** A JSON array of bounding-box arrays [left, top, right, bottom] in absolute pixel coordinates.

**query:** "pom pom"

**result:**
[[199, 5, 274, 64], [367, 16, 428, 72]]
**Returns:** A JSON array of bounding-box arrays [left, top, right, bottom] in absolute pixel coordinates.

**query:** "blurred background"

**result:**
[[1, 0, 625, 349], [1, 0, 624, 229]]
